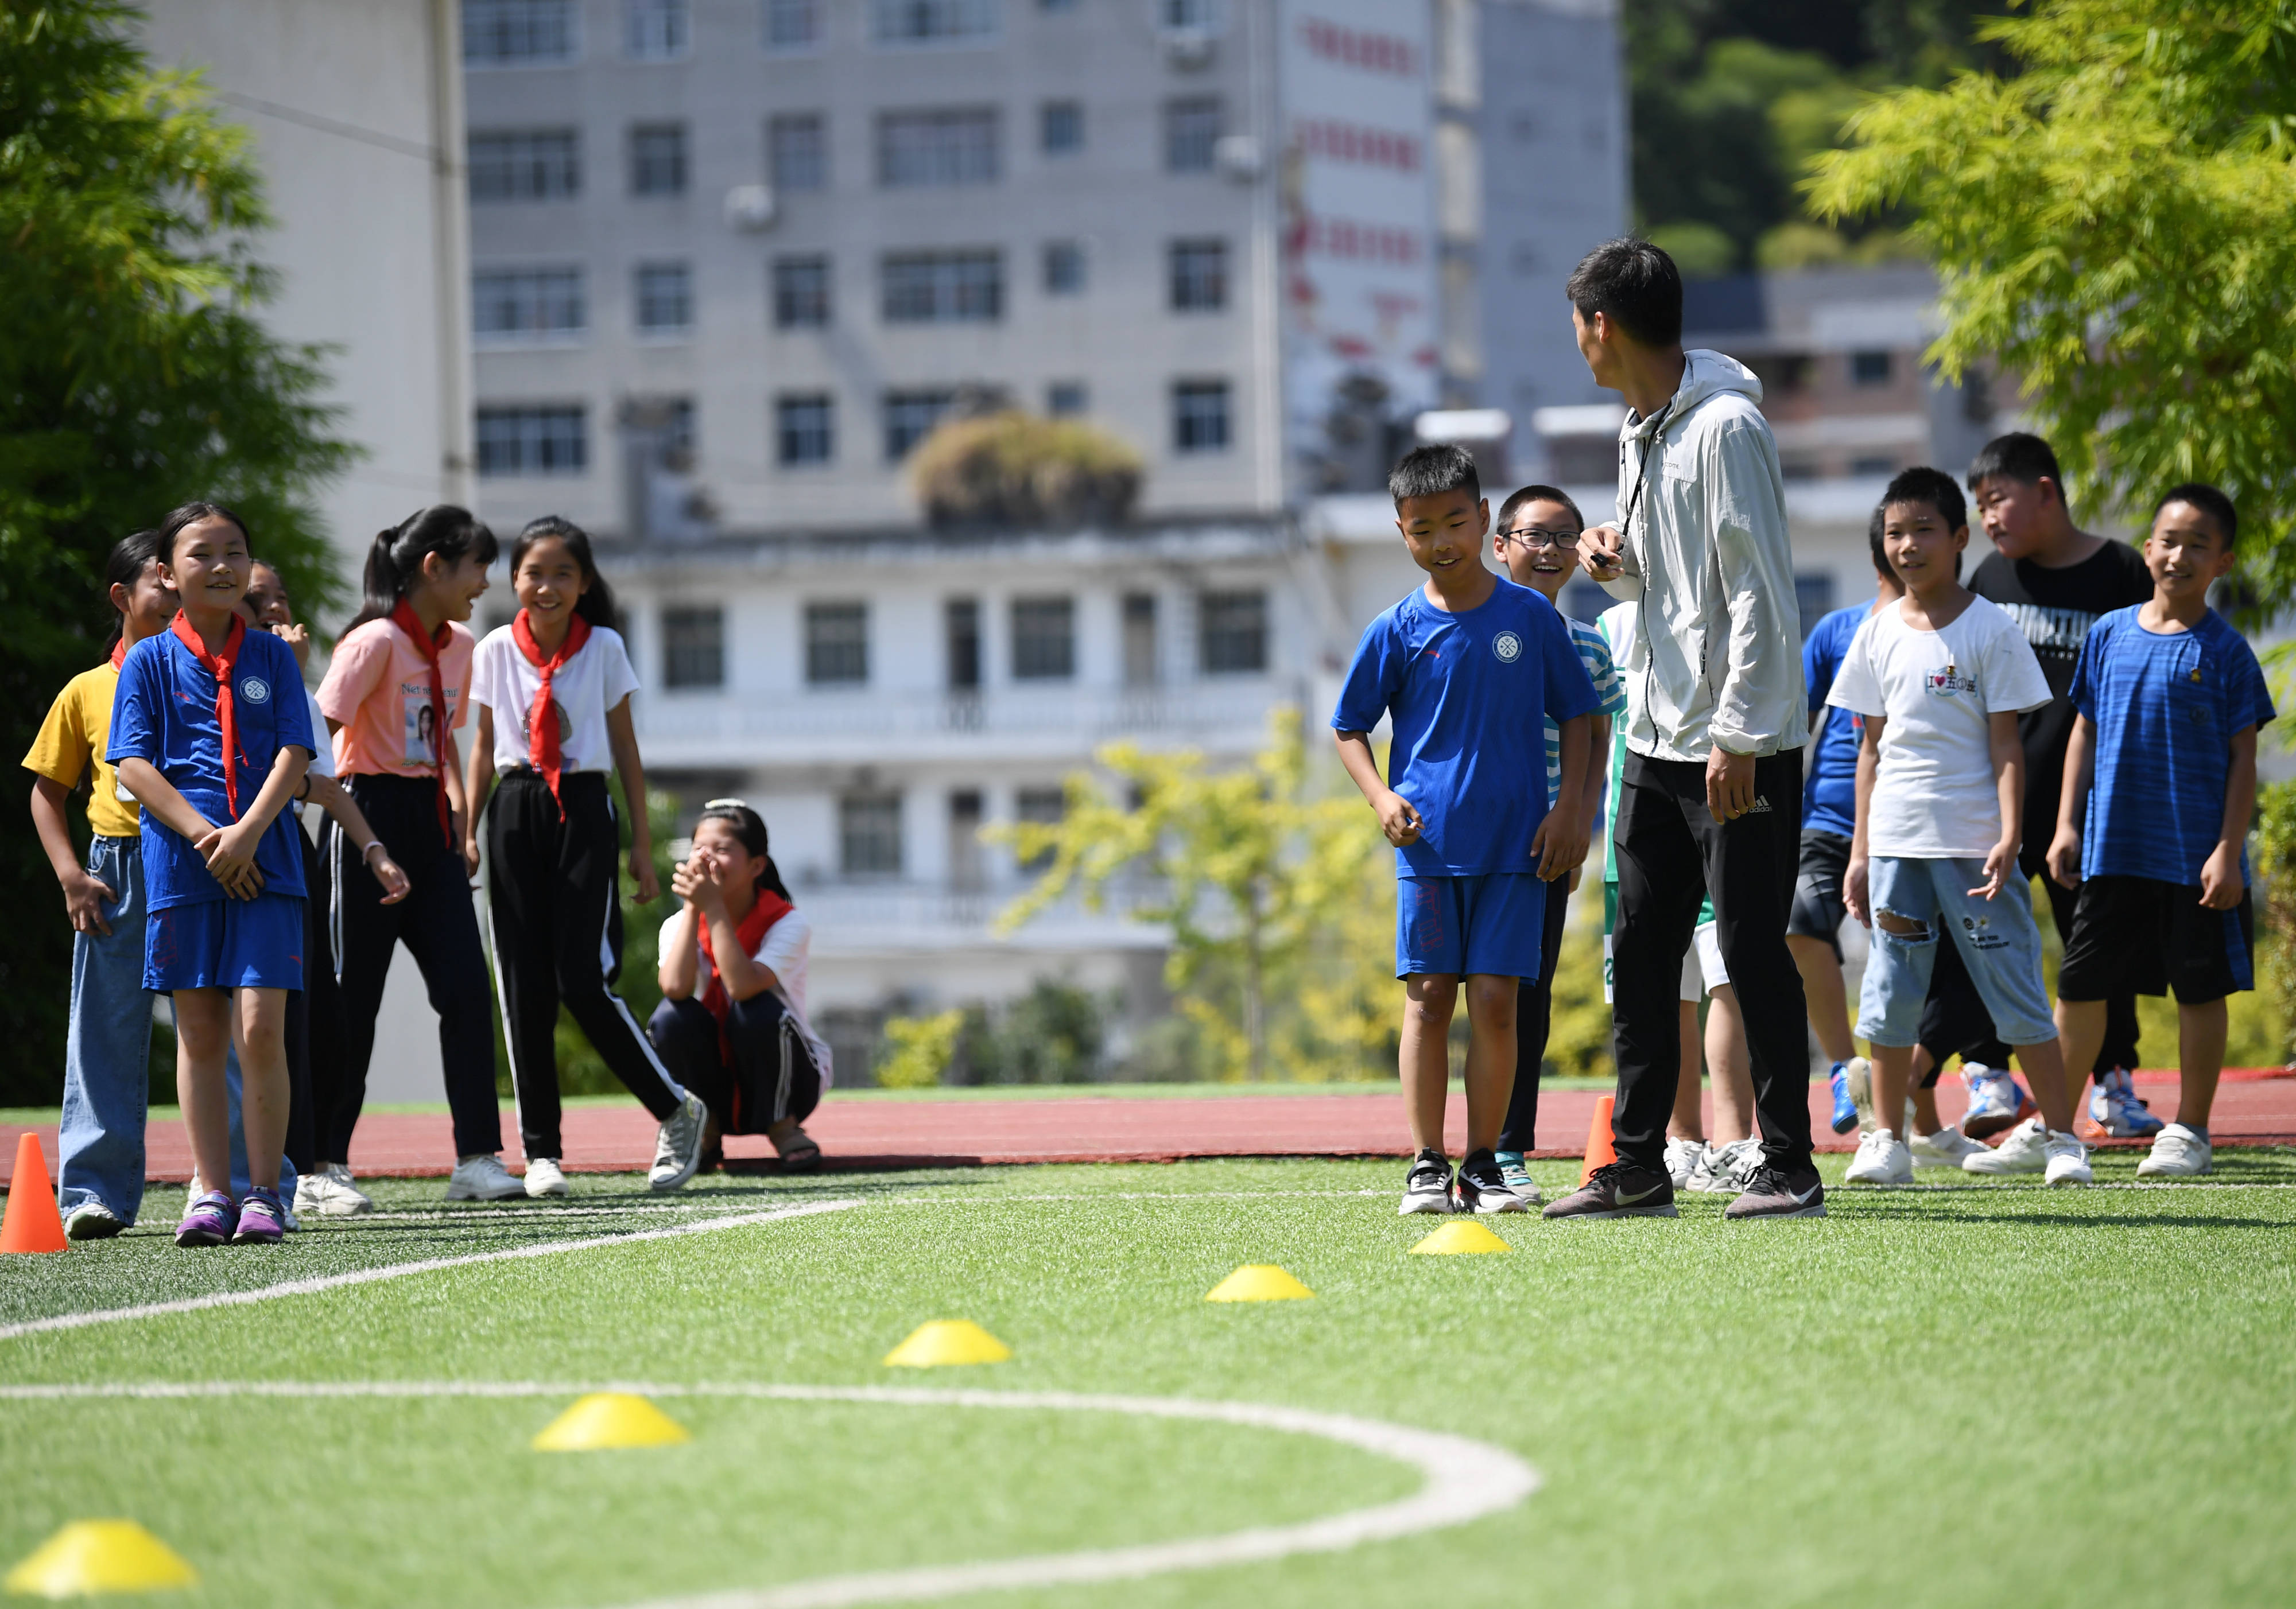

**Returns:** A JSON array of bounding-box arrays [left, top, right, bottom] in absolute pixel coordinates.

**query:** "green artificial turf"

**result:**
[[3, 1153, 2295, 1608]]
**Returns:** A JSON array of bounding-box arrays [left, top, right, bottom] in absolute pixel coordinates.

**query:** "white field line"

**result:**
[[0, 1199, 863, 1343], [340, 1188, 1395, 1223], [0, 1380, 1538, 1608]]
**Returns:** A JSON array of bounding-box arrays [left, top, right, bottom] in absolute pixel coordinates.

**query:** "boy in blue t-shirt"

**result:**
[[1334, 446, 1600, 1217], [2048, 483, 2275, 1178]]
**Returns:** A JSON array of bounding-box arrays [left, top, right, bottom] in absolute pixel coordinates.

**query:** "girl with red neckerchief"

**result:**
[[464, 517, 708, 1197], [315, 506, 519, 1203]]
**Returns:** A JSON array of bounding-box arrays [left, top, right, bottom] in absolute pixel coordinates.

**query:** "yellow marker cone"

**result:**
[[883, 1319, 1013, 1367], [531, 1392, 692, 1451], [1204, 1264, 1314, 1301], [1410, 1219, 1512, 1255], [5, 1519, 197, 1597]]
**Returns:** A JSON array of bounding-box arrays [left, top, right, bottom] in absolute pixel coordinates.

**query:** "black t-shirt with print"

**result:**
[[1968, 538, 2154, 853]]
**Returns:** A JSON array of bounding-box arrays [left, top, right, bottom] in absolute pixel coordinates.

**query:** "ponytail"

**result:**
[[510, 515, 619, 631], [697, 799, 794, 904], [347, 505, 499, 632], [100, 528, 165, 654]]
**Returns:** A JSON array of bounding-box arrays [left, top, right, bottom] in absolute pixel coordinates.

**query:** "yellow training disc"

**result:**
[[1410, 1219, 1512, 1255], [531, 1392, 692, 1451], [883, 1319, 1013, 1367], [1204, 1264, 1315, 1301], [5, 1519, 197, 1597]]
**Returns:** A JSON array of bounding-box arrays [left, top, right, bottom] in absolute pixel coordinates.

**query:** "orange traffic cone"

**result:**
[[2, 1133, 69, 1253], [1577, 1094, 1618, 1186]]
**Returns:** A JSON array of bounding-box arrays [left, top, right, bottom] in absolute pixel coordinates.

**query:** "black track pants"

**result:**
[[484, 770, 683, 1160], [1611, 749, 1814, 1171], [648, 994, 821, 1136], [328, 774, 502, 1160], [1500, 871, 1574, 1153], [282, 824, 342, 1171]]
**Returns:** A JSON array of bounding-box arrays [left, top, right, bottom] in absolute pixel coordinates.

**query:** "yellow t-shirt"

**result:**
[[23, 662, 140, 838]]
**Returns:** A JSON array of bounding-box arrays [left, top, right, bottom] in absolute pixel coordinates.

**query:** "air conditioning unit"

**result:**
[[723, 184, 777, 232], [1213, 134, 1262, 181], [1161, 27, 1215, 69]]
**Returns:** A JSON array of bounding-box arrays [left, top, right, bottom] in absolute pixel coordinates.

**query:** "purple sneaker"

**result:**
[[175, 1190, 237, 1247], [231, 1186, 288, 1245]]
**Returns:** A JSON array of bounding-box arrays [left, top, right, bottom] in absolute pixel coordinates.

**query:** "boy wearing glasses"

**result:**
[[1487, 485, 1626, 1202]]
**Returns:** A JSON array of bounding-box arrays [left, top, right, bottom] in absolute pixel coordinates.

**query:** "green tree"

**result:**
[[2, 0, 353, 1102], [1809, 0, 2296, 616]]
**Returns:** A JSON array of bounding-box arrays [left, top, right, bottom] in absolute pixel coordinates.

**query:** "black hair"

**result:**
[[1496, 484, 1584, 533], [1565, 238, 1684, 347], [1967, 432, 2064, 496], [156, 501, 251, 566], [348, 506, 499, 632], [511, 515, 620, 631], [1389, 443, 1480, 508], [696, 799, 794, 904], [100, 528, 164, 654], [1865, 503, 1892, 579], [2152, 482, 2237, 546], [1880, 467, 1968, 580]]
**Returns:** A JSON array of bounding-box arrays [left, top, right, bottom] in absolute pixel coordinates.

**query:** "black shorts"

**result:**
[[2058, 875, 2255, 1006], [1788, 829, 1851, 958]]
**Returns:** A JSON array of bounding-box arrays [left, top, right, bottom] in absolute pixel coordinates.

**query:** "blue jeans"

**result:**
[[1855, 855, 2057, 1048]]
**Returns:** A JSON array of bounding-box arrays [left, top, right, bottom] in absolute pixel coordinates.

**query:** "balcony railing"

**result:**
[[796, 877, 1170, 955]]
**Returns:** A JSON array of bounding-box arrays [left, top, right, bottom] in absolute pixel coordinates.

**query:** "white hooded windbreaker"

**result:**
[[1595, 348, 1809, 762]]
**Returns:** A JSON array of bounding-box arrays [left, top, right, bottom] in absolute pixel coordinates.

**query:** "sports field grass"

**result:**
[[5, 1151, 2295, 1608]]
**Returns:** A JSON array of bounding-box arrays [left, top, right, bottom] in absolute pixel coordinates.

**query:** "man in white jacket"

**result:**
[[1542, 238, 1825, 1222]]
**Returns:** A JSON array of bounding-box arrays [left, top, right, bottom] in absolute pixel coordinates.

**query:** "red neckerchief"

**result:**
[[168, 612, 249, 817], [697, 891, 793, 1059], [510, 608, 592, 818], [108, 638, 127, 670], [389, 600, 454, 846]]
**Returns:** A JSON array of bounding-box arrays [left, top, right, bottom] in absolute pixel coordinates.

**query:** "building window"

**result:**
[[629, 123, 688, 195], [1851, 349, 1893, 386], [773, 255, 831, 328], [805, 601, 869, 684], [647, 396, 697, 466], [883, 390, 956, 459], [1199, 589, 1267, 674], [464, 0, 577, 64], [1172, 379, 1230, 453], [766, 114, 827, 194], [1164, 97, 1223, 172], [634, 263, 692, 333], [1794, 573, 1838, 642], [1122, 592, 1157, 686], [1046, 380, 1087, 418], [763, 0, 820, 49], [1014, 786, 1064, 871], [1040, 0, 1079, 10], [1042, 240, 1085, 296], [877, 108, 999, 187], [472, 268, 585, 340], [776, 394, 835, 465], [467, 130, 580, 201], [1850, 454, 1897, 477], [476, 406, 587, 477], [1011, 596, 1075, 681], [873, 0, 996, 43], [1168, 238, 1227, 310], [948, 789, 986, 891], [626, 0, 687, 58], [945, 598, 982, 690], [1040, 100, 1083, 155], [839, 792, 903, 877], [661, 605, 724, 688], [882, 251, 1002, 322], [1162, 0, 1216, 24]]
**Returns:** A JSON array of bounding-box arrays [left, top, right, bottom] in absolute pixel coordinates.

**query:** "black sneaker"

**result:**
[[1398, 1149, 1455, 1216], [1724, 1161, 1826, 1220], [1455, 1148, 1528, 1215], [1541, 1159, 1678, 1219]]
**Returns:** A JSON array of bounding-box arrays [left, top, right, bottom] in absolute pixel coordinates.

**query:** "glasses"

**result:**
[[1498, 526, 1581, 552]]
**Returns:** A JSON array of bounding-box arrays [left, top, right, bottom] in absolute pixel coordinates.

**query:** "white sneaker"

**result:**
[[445, 1153, 524, 1201], [296, 1163, 374, 1218], [1847, 1055, 1876, 1132], [1662, 1134, 1707, 1191], [523, 1157, 569, 1198], [64, 1202, 125, 1241], [1908, 1125, 1989, 1169], [648, 1091, 708, 1192], [1688, 1136, 1761, 1194], [1963, 1117, 2051, 1175], [1845, 1128, 1912, 1185], [2136, 1123, 2212, 1177], [2043, 1128, 2092, 1186]]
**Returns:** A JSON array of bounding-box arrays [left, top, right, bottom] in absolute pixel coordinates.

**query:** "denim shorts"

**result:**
[[1854, 855, 2056, 1048]]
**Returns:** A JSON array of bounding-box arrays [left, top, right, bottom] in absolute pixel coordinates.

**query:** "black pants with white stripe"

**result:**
[[647, 994, 821, 1136], [485, 770, 684, 1161]]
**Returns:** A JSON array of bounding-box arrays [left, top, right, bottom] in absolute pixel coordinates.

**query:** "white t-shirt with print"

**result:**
[[468, 624, 641, 776], [658, 904, 836, 1090], [1826, 594, 2053, 858]]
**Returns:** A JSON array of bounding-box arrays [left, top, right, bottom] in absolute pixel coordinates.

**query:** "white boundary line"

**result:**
[[0, 1380, 1538, 1608], [0, 1200, 864, 1343]]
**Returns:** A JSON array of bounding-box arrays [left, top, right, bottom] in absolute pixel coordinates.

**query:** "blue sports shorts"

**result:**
[[1395, 873, 1546, 981], [144, 894, 308, 993]]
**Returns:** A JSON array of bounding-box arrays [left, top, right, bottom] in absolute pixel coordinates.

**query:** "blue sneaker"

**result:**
[[1961, 1063, 2035, 1140], [2089, 1068, 2165, 1138], [1828, 1063, 1859, 1134]]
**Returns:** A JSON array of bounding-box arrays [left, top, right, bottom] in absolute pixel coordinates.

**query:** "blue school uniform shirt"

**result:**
[[1546, 616, 1627, 810], [1801, 601, 1872, 838], [108, 626, 314, 912], [1332, 577, 1600, 877], [2069, 607, 2276, 884]]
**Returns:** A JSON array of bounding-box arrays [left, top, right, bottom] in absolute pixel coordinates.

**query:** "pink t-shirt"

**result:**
[[316, 617, 475, 778]]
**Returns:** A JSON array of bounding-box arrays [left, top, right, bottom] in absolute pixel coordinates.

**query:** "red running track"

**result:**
[[4, 1070, 2291, 1186]]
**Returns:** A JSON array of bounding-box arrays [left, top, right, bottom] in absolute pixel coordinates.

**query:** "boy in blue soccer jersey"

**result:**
[[2048, 484, 2275, 1178], [1334, 446, 1600, 1217]]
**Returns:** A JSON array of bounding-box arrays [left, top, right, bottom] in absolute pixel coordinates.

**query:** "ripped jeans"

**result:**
[[1855, 855, 2057, 1048]]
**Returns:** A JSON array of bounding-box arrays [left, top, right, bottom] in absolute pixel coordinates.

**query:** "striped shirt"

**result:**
[[1548, 614, 1627, 809]]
